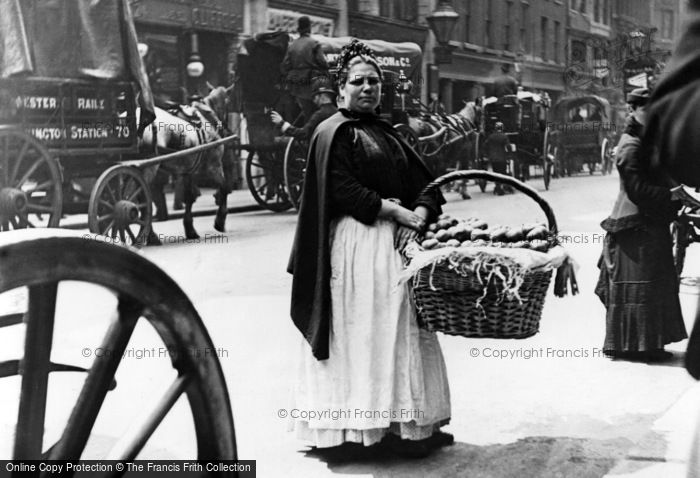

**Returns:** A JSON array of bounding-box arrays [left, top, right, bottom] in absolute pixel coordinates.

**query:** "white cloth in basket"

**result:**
[[289, 217, 451, 448]]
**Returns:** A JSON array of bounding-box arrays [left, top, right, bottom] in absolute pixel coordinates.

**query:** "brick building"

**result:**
[[434, 0, 567, 113]]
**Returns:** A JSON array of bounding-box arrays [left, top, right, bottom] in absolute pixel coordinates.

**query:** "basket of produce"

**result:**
[[402, 170, 577, 339]]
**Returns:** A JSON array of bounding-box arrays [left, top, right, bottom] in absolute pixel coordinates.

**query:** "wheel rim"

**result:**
[[0, 231, 236, 462], [283, 138, 307, 211], [0, 129, 62, 230], [88, 166, 152, 247], [246, 151, 292, 212]]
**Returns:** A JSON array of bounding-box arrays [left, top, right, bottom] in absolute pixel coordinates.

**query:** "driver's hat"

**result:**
[[311, 76, 336, 97], [495, 121, 504, 131]]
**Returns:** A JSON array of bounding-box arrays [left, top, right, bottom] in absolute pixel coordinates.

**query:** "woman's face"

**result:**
[[340, 61, 381, 114]]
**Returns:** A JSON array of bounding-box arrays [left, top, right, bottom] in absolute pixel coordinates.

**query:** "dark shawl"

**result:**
[[645, 8, 700, 186], [287, 111, 437, 360]]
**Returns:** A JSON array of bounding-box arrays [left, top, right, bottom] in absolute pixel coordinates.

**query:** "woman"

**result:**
[[595, 87, 686, 361], [287, 40, 451, 457]]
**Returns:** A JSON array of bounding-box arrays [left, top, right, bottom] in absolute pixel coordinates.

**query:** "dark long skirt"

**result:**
[[595, 223, 687, 353]]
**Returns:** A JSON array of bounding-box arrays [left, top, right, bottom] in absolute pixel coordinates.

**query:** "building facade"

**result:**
[[128, 0, 244, 103], [432, 0, 567, 113]]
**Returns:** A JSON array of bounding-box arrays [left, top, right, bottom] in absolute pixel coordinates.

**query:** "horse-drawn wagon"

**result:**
[[481, 91, 552, 190], [0, 0, 238, 245], [0, 0, 237, 463], [235, 32, 424, 210], [548, 95, 615, 177]]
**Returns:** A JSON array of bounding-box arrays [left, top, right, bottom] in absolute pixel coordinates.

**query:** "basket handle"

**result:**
[[420, 170, 559, 235]]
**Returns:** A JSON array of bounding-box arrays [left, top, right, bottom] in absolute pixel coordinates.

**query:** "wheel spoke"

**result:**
[[14, 282, 58, 460], [119, 228, 127, 244], [126, 186, 144, 202], [24, 179, 55, 194], [26, 203, 54, 213], [103, 220, 115, 236], [99, 199, 115, 211], [48, 297, 142, 461], [98, 214, 113, 223], [126, 226, 137, 244], [106, 374, 192, 461], [9, 140, 31, 184], [15, 157, 45, 188], [105, 183, 118, 204]]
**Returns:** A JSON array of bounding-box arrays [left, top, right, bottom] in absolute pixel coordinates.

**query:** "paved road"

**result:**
[[3, 171, 700, 477]]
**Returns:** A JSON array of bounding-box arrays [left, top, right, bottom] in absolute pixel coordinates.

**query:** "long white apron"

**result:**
[[290, 217, 451, 447]]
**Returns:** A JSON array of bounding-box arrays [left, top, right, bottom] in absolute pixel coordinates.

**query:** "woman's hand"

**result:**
[[395, 225, 420, 250]]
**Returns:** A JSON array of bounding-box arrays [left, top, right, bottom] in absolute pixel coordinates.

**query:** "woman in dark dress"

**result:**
[[595, 88, 686, 361], [287, 40, 452, 457]]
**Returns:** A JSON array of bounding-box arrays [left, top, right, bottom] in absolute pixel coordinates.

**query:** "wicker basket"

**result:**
[[410, 170, 559, 339]]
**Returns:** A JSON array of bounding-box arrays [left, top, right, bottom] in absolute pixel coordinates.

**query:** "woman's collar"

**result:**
[[339, 108, 379, 120]]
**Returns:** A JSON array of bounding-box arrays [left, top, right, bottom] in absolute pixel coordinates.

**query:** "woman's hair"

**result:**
[[337, 39, 383, 86]]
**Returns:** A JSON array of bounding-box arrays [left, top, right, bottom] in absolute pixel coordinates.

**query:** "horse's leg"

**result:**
[[183, 174, 200, 240], [151, 169, 169, 221], [214, 147, 234, 233], [173, 176, 185, 210]]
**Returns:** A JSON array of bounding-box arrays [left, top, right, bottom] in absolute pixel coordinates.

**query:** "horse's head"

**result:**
[[202, 83, 231, 126], [457, 100, 483, 130]]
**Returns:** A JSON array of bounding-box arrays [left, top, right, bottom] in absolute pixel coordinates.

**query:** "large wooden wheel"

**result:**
[[0, 128, 62, 230], [88, 165, 152, 247], [245, 150, 292, 212], [283, 138, 308, 210], [0, 230, 236, 465]]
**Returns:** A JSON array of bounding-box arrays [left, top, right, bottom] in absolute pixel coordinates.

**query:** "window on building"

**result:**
[[464, 0, 471, 43], [579, 0, 586, 13], [603, 0, 609, 24], [593, 0, 600, 22], [554, 21, 561, 62], [541, 17, 548, 60], [485, 0, 493, 48], [377, 0, 418, 21], [505, 1, 512, 50], [661, 9, 674, 39], [348, 0, 359, 12], [379, 0, 391, 17], [520, 2, 529, 53]]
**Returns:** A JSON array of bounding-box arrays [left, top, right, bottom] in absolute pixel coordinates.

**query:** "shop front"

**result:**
[[128, 0, 243, 104]]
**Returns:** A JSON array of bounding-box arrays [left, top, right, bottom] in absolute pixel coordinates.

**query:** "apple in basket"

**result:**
[[421, 238, 439, 250]]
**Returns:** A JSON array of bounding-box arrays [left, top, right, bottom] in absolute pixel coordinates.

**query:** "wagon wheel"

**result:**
[[283, 138, 308, 210], [0, 128, 62, 230], [0, 230, 236, 465], [671, 220, 690, 281], [601, 138, 613, 175], [246, 150, 292, 212], [394, 124, 420, 153], [88, 165, 152, 247]]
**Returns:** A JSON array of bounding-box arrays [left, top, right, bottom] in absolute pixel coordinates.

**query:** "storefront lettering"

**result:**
[[192, 7, 240, 32], [267, 8, 334, 36]]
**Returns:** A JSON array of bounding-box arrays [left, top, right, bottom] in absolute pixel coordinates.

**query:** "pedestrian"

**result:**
[[594, 87, 686, 362], [269, 76, 337, 141], [493, 63, 518, 98], [287, 39, 452, 458], [484, 122, 514, 195], [428, 92, 446, 115], [280, 16, 329, 121]]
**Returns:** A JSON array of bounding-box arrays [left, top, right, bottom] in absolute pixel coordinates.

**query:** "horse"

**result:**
[[148, 84, 237, 236], [137, 100, 228, 243], [406, 100, 482, 198]]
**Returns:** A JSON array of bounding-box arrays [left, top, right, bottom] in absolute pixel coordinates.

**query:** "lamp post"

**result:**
[[426, 0, 459, 64], [186, 32, 204, 101]]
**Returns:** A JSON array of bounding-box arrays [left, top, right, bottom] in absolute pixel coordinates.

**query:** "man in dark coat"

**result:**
[[493, 63, 518, 98], [280, 16, 329, 121], [270, 76, 337, 141], [483, 122, 513, 195]]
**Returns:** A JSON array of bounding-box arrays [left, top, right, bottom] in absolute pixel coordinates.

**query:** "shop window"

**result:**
[[661, 10, 674, 40], [520, 2, 529, 53], [485, 0, 493, 48], [541, 17, 548, 60], [139, 31, 183, 104], [504, 1, 512, 51], [554, 21, 561, 63]]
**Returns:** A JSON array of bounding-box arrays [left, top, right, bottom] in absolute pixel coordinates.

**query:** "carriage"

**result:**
[[480, 91, 552, 190], [548, 95, 615, 177], [0, 0, 236, 462], [235, 32, 423, 210]]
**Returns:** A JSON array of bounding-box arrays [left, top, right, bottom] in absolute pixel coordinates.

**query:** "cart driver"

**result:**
[[484, 122, 514, 195], [493, 63, 519, 99], [269, 76, 338, 141]]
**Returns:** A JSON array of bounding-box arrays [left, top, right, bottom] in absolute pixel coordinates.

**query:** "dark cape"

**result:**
[[645, 8, 700, 186], [287, 110, 438, 360]]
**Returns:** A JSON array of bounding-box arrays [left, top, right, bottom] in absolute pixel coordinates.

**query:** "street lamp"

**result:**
[[426, 0, 459, 64], [186, 32, 204, 78]]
